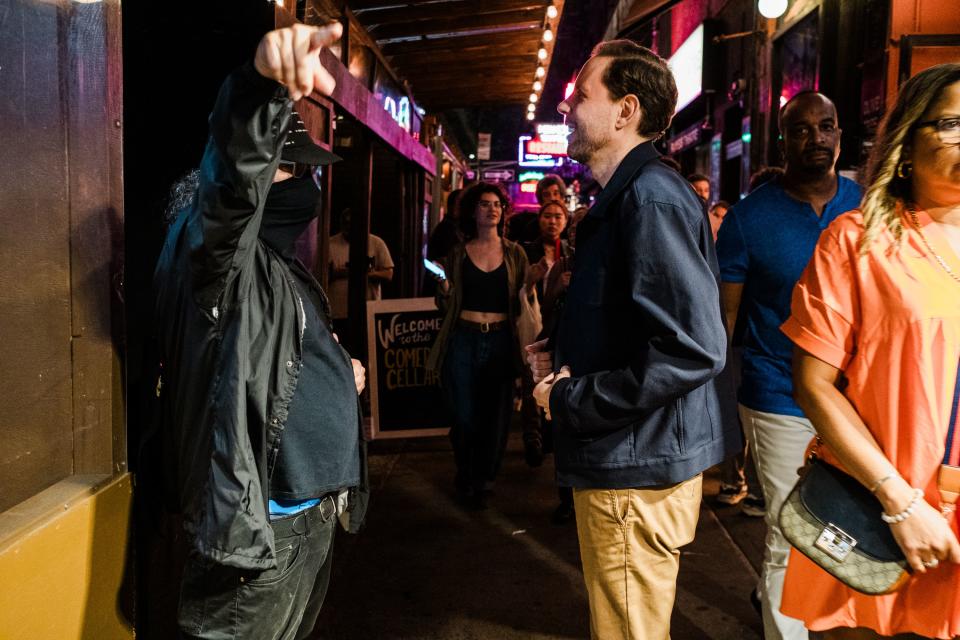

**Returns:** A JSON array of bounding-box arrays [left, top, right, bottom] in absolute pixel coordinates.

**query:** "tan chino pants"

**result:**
[[574, 475, 702, 640]]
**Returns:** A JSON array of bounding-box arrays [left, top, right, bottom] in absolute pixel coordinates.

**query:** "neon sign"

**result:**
[[518, 123, 571, 167], [526, 139, 567, 155], [384, 96, 411, 132]]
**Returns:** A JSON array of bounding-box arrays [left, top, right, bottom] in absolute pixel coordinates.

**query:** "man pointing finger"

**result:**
[[154, 23, 368, 640]]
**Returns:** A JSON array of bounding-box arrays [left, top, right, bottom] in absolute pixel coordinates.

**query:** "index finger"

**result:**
[[308, 22, 343, 53]]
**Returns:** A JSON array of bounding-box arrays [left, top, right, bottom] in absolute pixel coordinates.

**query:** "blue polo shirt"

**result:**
[[716, 176, 862, 416]]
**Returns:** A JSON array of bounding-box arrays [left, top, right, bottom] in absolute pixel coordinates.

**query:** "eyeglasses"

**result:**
[[915, 117, 960, 144], [279, 161, 324, 190]]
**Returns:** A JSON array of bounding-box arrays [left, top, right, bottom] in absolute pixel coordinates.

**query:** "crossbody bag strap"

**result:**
[[938, 358, 960, 512], [943, 358, 960, 467]]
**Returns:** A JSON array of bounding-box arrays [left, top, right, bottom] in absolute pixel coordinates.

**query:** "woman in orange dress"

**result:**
[[780, 63, 960, 639]]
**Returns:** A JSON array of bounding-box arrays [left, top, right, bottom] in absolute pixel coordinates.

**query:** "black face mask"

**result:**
[[259, 174, 321, 259]]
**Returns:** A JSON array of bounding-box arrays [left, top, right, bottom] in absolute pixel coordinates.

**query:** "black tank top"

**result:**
[[460, 255, 509, 313]]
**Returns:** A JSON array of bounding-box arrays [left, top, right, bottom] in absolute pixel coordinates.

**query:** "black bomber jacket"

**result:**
[[154, 62, 367, 571]]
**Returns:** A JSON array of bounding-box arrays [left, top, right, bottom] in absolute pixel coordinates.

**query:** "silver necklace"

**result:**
[[908, 206, 960, 284]]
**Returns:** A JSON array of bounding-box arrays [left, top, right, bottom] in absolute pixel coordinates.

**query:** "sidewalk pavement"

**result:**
[[311, 429, 766, 640]]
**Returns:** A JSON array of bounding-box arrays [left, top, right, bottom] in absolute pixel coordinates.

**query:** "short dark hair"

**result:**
[[591, 40, 677, 138], [535, 174, 566, 205], [778, 90, 836, 130], [458, 182, 510, 240], [687, 173, 709, 184]]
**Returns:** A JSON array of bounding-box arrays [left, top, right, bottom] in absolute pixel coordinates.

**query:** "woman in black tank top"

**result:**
[[428, 182, 529, 510]]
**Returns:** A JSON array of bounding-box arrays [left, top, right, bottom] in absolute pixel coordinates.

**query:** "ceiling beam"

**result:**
[[389, 43, 540, 64], [406, 67, 536, 87], [357, 0, 548, 26], [390, 50, 538, 69], [406, 65, 535, 84], [420, 95, 529, 109], [370, 8, 544, 40], [414, 81, 534, 95], [348, 0, 443, 10], [380, 28, 540, 56]]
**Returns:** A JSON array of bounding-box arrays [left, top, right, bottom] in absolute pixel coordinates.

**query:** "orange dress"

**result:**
[[780, 208, 960, 639]]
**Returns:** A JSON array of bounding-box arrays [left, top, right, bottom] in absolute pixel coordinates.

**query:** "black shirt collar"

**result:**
[[588, 141, 661, 219]]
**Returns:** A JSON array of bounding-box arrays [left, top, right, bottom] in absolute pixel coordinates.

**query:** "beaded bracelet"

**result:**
[[881, 488, 925, 524]]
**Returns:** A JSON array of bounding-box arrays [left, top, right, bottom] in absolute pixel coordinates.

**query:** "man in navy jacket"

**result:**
[[529, 40, 740, 639]]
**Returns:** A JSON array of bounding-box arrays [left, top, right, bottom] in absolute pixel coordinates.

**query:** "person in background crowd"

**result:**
[[659, 155, 682, 172], [718, 165, 790, 519], [715, 90, 862, 640], [427, 182, 529, 511], [328, 207, 395, 338], [537, 205, 588, 524], [781, 62, 960, 640], [520, 201, 572, 469], [688, 172, 712, 202], [709, 199, 730, 241], [508, 173, 566, 243], [749, 165, 786, 193], [539, 205, 587, 338], [153, 23, 369, 639], [423, 189, 463, 296], [427, 188, 463, 263], [529, 39, 739, 639]]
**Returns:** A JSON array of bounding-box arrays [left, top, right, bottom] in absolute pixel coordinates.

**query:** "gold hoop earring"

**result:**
[[897, 161, 913, 179]]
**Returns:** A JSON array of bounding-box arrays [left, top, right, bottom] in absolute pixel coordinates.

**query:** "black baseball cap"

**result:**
[[281, 109, 341, 166]]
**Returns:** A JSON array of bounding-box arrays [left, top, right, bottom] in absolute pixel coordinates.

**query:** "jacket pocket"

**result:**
[[575, 426, 636, 466], [629, 402, 685, 460], [675, 397, 685, 453]]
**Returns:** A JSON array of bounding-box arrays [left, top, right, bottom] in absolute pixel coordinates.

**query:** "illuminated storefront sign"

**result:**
[[518, 123, 571, 168], [667, 24, 704, 113], [518, 171, 545, 182], [383, 95, 411, 132]]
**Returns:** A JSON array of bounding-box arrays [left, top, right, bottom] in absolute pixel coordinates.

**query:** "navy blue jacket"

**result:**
[[549, 142, 741, 489]]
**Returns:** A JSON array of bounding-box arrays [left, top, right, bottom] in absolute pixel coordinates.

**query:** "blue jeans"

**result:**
[[441, 325, 515, 494], [178, 497, 337, 640]]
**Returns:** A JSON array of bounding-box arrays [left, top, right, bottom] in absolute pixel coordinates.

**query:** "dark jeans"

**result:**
[[178, 498, 337, 640], [441, 325, 515, 494]]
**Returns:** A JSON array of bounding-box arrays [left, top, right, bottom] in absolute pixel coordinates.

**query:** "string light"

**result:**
[[538, 48, 547, 60], [536, 66, 545, 78], [527, 103, 536, 112], [543, 29, 554, 42], [526, 112, 536, 121], [533, 80, 542, 92], [547, 5, 558, 19], [529, 93, 539, 103]]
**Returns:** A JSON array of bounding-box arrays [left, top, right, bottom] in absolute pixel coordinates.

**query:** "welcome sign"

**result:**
[[366, 298, 449, 439]]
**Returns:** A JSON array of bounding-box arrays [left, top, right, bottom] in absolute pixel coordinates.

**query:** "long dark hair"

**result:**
[[458, 181, 510, 240]]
